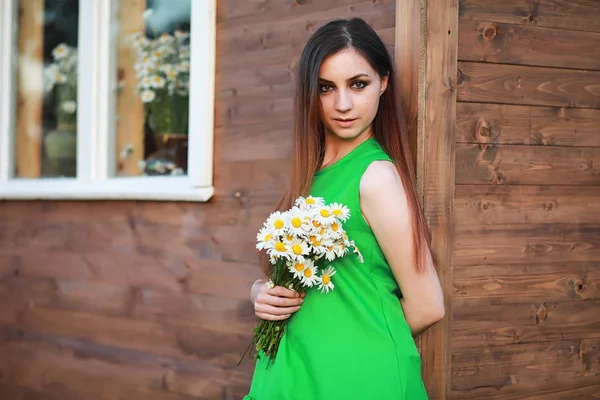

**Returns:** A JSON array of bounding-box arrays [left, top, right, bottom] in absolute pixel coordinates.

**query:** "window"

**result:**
[[0, 0, 215, 201]]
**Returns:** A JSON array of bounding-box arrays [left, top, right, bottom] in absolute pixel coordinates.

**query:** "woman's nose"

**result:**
[[335, 90, 352, 112]]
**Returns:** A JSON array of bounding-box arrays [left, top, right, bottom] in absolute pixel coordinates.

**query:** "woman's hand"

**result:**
[[251, 279, 305, 321]]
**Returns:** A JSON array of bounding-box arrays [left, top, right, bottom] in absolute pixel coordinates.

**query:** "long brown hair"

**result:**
[[261, 18, 431, 275]]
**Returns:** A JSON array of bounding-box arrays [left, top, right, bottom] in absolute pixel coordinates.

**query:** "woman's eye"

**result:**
[[320, 84, 333, 93], [351, 81, 368, 89]]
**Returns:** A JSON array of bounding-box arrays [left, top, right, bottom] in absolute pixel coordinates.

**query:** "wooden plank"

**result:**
[[457, 61, 600, 108], [455, 185, 600, 225], [450, 339, 600, 399], [115, 0, 146, 176], [215, 158, 289, 197], [458, 19, 600, 70], [453, 262, 600, 309], [455, 143, 600, 186], [0, 341, 207, 400], [395, 0, 421, 169], [454, 223, 600, 266], [454, 262, 600, 305], [456, 103, 600, 147], [16, 0, 44, 178], [218, 0, 395, 29], [418, 0, 458, 398], [459, 0, 600, 34], [452, 298, 600, 347]]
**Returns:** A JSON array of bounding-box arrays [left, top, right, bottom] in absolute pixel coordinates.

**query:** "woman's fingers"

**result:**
[[257, 292, 303, 308], [255, 312, 292, 321], [265, 286, 299, 299], [255, 303, 302, 316]]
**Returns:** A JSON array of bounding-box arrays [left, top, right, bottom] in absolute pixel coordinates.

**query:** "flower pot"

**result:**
[[44, 124, 77, 177], [142, 133, 188, 176]]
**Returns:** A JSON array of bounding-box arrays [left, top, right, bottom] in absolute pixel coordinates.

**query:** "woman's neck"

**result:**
[[321, 131, 372, 169]]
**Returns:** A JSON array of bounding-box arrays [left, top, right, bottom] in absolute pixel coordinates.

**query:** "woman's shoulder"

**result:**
[[359, 160, 404, 198]]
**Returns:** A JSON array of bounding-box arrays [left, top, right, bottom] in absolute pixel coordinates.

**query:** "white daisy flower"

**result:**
[[323, 244, 338, 262], [150, 75, 166, 89], [256, 226, 276, 251], [141, 76, 152, 88], [140, 89, 156, 103], [350, 241, 364, 263], [330, 202, 351, 222], [288, 238, 310, 261], [60, 101, 76, 114], [268, 240, 292, 261], [174, 30, 190, 40], [317, 266, 336, 293], [177, 61, 190, 73], [54, 72, 67, 83], [287, 207, 311, 237], [288, 258, 314, 281], [334, 242, 349, 258], [264, 211, 289, 236], [52, 44, 70, 60], [295, 196, 325, 210], [315, 205, 336, 226], [300, 263, 319, 287]]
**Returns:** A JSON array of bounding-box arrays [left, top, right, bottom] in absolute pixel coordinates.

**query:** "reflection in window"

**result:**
[[115, 0, 191, 177], [15, 0, 79, 178]]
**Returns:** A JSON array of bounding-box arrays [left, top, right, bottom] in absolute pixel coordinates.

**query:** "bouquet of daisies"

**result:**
[[242, 195, 363, 365]]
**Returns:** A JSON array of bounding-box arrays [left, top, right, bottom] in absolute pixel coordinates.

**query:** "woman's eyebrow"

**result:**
[[318, 73, 370, 83]]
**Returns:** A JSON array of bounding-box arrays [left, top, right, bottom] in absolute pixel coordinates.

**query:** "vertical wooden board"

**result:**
[[418, 0, 458, 398], [115, 0, 146, 176], [458, 19, 600, 70], [459, 0, 600, 33], [457, 61, 600, 108], [16, 0, 44, 178], [456, 103, 600, 147]]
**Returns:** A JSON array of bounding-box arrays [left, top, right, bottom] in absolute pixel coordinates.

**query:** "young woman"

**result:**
[[244, 18, 445, 400]]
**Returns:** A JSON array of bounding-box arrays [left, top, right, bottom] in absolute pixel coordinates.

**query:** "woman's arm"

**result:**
[[360, 161, 445, 336]]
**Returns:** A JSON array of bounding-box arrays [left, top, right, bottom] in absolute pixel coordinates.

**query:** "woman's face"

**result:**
[[318, 48, 388, 141]]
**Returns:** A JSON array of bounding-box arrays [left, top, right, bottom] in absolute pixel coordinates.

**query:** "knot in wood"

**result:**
[[535, 303, 548, 324], [543, 201, 556, 211], [483, 26, 497, 40], [574, 280, 586, 294]]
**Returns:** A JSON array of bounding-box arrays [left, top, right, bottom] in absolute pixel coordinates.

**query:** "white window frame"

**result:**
[[0, 0, 215, 201]]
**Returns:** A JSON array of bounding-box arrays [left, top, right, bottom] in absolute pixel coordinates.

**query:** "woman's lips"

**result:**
[[334, 118, 356, 128]]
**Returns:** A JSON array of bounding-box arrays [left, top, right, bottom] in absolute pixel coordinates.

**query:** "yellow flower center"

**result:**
[[292, 244, 303, 255], [275, 242, 287, 252], [328, 246, 334, 251], [312, 220, 321, 228], [331, 223, 339, 231], [306, 198, 315, 205], [292, 217, 302, 228], [264, 234, 273, 241], [274, 219, 284, 229], [304, 268, 312, 278], [333, 209, 342, 217], [287, 234, 293, 241], [320, 209, 330, 218], [310, 236, 321, 246], [295, 263, 304, 272], [322, 274, 331, 285]]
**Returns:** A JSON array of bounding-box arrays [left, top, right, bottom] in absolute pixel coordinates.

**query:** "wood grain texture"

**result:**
[[16, 0, 44, 178], [452, 298, 600, 347], [115, 0, 146, 176], [457, 61, 600, 108], [459, 0, 600, 33], [454, 262, 600, 305], [455, 185, 600, 225], [454, 223, 600, 266], [418, 0, 458, 398], [456, 144, 600, 186], [456, 103, 600, 147], [451, 339, 600, 399], [459, 19, 600, 70]]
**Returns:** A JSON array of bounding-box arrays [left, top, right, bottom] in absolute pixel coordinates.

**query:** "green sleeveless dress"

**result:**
[[244, 138, 429, 400]]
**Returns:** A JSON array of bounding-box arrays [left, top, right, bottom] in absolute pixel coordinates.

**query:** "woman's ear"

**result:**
[[380, 73, 389, 96]]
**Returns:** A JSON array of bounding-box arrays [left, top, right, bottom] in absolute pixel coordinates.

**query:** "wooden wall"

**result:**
[[0, 1, 396, 399], [451, 1, 600, 399]]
